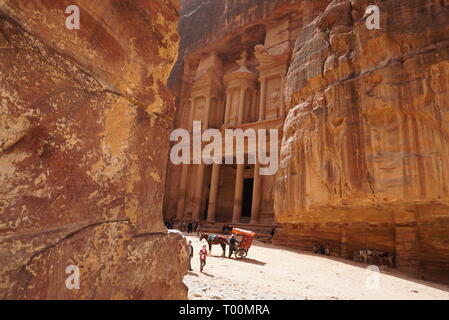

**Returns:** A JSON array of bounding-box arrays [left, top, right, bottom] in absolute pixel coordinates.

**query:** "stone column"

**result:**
[[203, 94, 211, 130], [251, 89, 257, 122], [259, 77, 267, 121], [232, 164, 245, 223], [188, 98, 195, 132], [193, 163, 206, 221], [280, 74, 286, 118], [176, 164, 189, 219], [250, 161, 262, 224], [224, 90, 232, 126], [237, 87, 246, 125], [207, 163, 221, 222]]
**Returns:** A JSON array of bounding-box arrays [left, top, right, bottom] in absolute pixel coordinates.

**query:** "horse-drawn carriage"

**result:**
[[231, 228, 255, 259], [199, 228, 256, 259]]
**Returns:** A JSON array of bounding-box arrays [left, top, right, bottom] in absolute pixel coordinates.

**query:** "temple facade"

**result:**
[[164, 13, 299, 227]]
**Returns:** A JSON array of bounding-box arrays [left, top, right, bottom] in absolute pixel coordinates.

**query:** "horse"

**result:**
[[199, 233, 228, 257]]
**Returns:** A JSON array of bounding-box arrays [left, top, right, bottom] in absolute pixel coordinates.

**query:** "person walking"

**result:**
[[188, 221, 193, 234], [187, 240, 194, 271], [270, 227, 276, 240], [228, 233, 239, 258], [325, 242, 331, 256], [199, 244, 208, 272]]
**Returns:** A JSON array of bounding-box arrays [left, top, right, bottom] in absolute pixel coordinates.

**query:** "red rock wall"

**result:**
[[274, 0, 449, 283], [0, 0, 188, 299]]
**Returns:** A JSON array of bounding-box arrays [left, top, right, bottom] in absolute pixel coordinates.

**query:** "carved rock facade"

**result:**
[[164, 0, 328, 227]]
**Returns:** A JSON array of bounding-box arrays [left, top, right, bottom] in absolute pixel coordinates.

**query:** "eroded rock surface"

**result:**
[[274, 0, 449, 283], [0, 0, 188, 299]]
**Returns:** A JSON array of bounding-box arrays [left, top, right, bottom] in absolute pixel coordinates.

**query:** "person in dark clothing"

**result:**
[[228, 234, 239, 258], [187, 240, 193, 271], [314, 244, 326, 255], [270, 227, 276, 240]]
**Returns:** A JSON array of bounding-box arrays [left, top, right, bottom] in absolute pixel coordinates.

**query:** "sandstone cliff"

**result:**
[[0, 0, 188, 299], [274, 0, 449, 283]]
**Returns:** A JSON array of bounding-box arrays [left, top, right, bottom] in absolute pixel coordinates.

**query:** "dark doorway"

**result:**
[[242, 178, 253, 217]]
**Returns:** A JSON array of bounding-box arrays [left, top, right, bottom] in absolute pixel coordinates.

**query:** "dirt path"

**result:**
[[183, 235, 449, 300]]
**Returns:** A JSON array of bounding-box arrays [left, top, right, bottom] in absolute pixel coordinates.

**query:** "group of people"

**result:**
[[314, 242, 331, 256], [164, 219, 202, 235], [221, 224, 233, 233], [180, 221, 202, 235], [164, 219, 174, 229], [187, 233, 240, 273], [187, 241, 209, 273]]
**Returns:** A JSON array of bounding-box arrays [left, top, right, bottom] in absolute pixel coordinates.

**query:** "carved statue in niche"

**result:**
[[236, 50, 250, 72], [229, 99, 239, 124], [194, 98, 205, 121], [269, 87, 280, 106]]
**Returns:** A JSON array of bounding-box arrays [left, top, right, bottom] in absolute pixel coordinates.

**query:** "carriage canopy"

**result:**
[[232, 228, 255, 250], [232, 228, 255, 237]]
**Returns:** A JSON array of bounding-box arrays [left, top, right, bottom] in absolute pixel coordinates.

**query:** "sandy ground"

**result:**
[[183, 235, 449, 300]]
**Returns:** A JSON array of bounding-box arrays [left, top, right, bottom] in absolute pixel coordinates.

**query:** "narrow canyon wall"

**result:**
[[0, 0, 188, 299], [274, 0, 449, 283]]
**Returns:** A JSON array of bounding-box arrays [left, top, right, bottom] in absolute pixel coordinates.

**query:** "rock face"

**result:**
[[0, 0, 188, 299], [274, 0, 449, 283]]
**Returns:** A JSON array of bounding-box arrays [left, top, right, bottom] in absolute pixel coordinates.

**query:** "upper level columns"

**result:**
[[258, 77, 267, 121], [224, 89, 232, 125], [223, 51, 258, 128], [203, 93, 211, 130], [237, 86, 248, 125], [255, 44, 290, 120]]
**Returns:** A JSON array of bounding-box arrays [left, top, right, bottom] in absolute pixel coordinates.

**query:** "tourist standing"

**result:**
[[325, 242, 331, 256], [199, 244, 208, 272], [228, 233, 239, 258], [187, 240, 194, 271], [188, 221, 193, 234], [270, 227, 276, 240]]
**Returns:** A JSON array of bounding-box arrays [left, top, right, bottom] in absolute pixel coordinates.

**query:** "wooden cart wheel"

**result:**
[[235, 249, 245, 259]]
